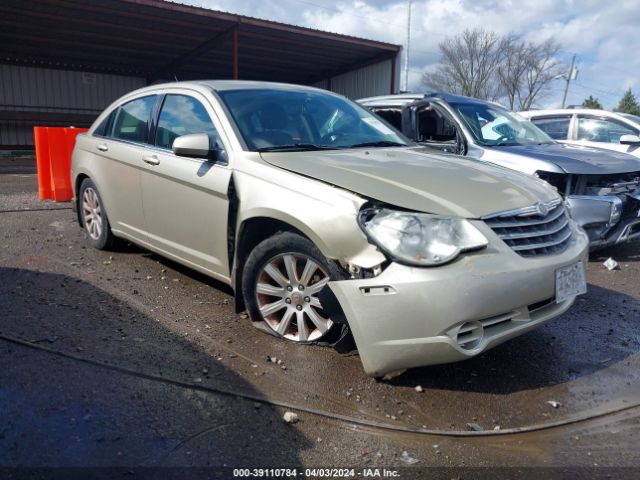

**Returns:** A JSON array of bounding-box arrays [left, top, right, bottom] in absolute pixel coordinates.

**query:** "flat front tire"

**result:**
[[242, 232, 343, 343]]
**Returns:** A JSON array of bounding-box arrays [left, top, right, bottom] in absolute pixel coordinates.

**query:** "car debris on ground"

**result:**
[[399, 451, 419, 465], [603, 258, 620, 271], [283, 411, 299, 424], [466, 422, 484, 431]]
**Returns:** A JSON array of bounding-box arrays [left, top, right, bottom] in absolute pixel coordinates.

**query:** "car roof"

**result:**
[[193, 80, 327, 93], [620, 113, 640, 123], [519, 108, 587, 116], [116, 80, 333, 99], [520, 108, 631, 119], [430, 92, 497, 105], [358, 92, 504, 108], [357, 93, 425, 107]]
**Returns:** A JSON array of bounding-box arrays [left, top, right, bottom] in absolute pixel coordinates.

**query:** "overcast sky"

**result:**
[[183, 0, 639, 110]]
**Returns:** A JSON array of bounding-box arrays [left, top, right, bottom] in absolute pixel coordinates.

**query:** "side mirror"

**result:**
[[172, 133, 222, 160], [620, 134, 640, 145]]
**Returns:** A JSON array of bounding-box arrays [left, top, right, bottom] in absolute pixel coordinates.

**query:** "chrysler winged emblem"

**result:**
[[536, 202, 549, 216]]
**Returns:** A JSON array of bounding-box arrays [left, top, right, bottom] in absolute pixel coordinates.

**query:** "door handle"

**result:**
[[142, 155, 160, 166], [97, 143, 108, 152]]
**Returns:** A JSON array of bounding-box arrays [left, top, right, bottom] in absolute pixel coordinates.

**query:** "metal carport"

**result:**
[[0, 0, 401, 149]]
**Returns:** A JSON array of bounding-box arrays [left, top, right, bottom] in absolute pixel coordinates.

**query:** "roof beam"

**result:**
[[0, 4, 223, 44], [0, 110, 97, 124], [147, 25, 237, 83]]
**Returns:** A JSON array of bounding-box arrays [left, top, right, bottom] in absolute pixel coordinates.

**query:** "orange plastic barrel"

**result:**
[[34, 127, 88, 202], [33, 127, 53, 200]]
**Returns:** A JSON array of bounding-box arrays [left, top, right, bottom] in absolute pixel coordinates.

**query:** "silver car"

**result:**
[[72, 81, 589, 377], [359, 93, 640, 249]]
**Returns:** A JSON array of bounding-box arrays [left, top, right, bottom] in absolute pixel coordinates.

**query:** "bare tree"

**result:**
[[497, 35, 531, 109], [422, 29, 506, 100], [422, 30, 563, 110], [518, 39, 563, 110]]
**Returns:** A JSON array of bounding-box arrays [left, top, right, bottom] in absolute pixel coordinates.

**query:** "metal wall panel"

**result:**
[[327, 60, 393, 100], [1, 60, 395, 148], [0, 65, 145, 148], [0, 122, 29, 149], [0, 65, 145, 112], [1, 121, 19, 147], [311, 79, 329, 90]]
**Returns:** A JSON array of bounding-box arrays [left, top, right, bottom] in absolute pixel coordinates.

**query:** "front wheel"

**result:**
[[242, 232, 342, 343]]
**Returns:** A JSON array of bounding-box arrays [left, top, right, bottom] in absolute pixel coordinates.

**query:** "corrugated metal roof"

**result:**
[[165, 0, 398, 47], [0, 0, 400, 85]]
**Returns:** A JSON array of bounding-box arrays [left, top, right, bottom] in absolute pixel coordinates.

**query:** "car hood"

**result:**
[[494, 143, 640, 174], [260, 147, 558, 218]]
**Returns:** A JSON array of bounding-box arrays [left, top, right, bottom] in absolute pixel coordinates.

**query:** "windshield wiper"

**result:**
[[490, 140, 552, 147], [256, 143, 338, 152], [346, 141, 406, 148]]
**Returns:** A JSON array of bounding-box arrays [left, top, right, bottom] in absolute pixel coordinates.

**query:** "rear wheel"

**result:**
[[79, 178, 117, 250], [242, 232, 341, 343]]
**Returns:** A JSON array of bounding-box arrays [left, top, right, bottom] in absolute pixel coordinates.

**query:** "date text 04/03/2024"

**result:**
[[232, 468, 401, 478]]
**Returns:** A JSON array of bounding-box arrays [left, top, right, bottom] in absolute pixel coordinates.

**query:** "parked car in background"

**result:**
[[72, 81, 588, 377], [358, 93, 640, 249], [519, 108, 640, 158]]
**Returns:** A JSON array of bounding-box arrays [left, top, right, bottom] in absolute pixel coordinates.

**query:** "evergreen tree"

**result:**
[[582, 95, 602, 109], [615, 88, 640, 115]]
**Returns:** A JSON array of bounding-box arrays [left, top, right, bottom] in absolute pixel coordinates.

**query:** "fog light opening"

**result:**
[[455, 321, 484, 350]]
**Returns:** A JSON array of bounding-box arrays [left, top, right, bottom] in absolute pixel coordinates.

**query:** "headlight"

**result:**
[[359, 208, 488, 266], [609, 197, 623, 226]]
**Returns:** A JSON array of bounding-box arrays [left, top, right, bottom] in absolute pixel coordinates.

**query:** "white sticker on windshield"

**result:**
[[362, 117, 396, 135]]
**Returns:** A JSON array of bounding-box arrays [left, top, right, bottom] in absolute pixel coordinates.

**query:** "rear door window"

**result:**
[[94, 111, 116, 137], [111, 96, 156, 144], [370, 108, 402, 130], [154, 94, 219, 151], [530, 115, 572, 140]]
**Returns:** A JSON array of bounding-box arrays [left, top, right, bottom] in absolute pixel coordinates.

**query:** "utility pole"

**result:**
[[561, 54, 577, 108], [403, 0, 412, 92]]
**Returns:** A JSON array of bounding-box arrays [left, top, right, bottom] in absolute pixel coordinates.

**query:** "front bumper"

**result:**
[[567, 192, 640, 249], [328, 222, 589, 377]]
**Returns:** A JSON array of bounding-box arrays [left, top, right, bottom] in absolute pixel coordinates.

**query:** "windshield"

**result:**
[[217, 89, 411, 152], [450, 102, 554, 147]]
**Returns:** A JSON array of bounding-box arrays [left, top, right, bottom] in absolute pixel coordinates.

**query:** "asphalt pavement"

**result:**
[[1, 159, 639, 479]]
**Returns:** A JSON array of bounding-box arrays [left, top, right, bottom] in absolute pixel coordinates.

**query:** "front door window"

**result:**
[[577, 117, 638, 144]]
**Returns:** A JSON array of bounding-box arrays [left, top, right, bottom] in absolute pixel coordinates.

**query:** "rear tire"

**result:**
[[79, 178, 118, 250]]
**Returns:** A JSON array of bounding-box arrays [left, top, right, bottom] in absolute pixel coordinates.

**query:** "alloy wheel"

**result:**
[[82, 187, 103, 240], [255, 253, 332, 342]]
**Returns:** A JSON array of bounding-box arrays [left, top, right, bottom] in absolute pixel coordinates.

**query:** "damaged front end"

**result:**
[[536, 170, 640, 248]]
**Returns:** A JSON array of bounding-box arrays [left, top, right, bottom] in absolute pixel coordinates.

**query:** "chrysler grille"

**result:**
[[483, 200, 572, 257]]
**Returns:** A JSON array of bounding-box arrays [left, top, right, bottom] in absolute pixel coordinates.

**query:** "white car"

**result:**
[[520, 108, 640, 158]]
